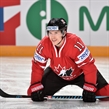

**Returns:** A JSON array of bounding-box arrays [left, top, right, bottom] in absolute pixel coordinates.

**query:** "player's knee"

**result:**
[[96, 84, 109, 96]]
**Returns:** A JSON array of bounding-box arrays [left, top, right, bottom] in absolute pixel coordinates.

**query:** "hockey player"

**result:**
[[27, 18, 109, 102]]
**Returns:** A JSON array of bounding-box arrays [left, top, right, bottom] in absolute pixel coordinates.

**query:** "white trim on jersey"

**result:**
[[59, 37, 66, 57], [77, 57, 94, 67], [53, 37, 66, 57]]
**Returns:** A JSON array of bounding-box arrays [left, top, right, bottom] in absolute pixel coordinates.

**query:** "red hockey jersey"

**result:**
[[31, 33, 97, 86]]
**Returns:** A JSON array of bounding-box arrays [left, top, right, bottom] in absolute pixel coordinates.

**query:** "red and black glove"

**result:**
[[82, 83, 97, 102], [27, 82, 44, 102]]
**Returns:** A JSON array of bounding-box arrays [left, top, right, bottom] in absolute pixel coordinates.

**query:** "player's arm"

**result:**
[[74, 37, 97, 102], [27, 42, 48, 101]]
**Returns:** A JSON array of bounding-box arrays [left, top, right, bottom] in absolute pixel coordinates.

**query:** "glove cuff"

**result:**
[[83, 83, 97, 92], [27, 83, 44, 95]]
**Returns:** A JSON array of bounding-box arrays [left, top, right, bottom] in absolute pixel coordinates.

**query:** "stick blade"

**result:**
[[0, 89, 30, 98], [0, 88, 10, 97]]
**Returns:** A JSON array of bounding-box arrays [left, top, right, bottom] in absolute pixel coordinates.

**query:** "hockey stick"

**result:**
[[0, 88, 30, 98], [0, 88, 109, 99]]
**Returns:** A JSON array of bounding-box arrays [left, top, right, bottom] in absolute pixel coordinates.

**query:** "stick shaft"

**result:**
[[0, 89, 109, 99]]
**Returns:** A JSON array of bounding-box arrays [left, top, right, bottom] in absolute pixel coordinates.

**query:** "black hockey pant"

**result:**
[[41, 67, 108, 96]]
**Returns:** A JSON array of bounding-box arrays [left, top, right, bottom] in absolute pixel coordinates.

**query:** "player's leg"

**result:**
[[69, 73, 84, 88], [41, 67, 68, 96], [96, 84, 109, 95], [95, 70, 109, 100]]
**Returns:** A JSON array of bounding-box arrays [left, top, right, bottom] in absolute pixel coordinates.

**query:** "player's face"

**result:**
[[48, 30, 63, 46]]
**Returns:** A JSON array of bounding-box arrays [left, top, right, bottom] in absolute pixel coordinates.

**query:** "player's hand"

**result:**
[[82, 83, 97, 102], [31, 90, 44, 102], [27, 82, 44, 101]]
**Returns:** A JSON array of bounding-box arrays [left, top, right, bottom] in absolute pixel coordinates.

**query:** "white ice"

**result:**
[[0, 57, 109, 109]]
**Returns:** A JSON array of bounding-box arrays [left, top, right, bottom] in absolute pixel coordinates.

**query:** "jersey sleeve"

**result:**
[[73, 36, 97, 85], [30, 38, 48, 85]]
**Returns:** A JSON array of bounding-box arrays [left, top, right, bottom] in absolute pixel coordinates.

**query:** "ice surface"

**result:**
[[0, 57, 109, 109]]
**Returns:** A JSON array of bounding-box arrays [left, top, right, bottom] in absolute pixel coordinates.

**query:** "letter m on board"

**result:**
[[79, 6, 109, 31]]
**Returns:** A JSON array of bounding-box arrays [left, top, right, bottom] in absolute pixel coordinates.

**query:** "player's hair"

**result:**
[[46, 18, 67, 34]]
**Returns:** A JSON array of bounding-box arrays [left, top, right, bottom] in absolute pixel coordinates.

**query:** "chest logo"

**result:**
[[54, 64, 74, 77]]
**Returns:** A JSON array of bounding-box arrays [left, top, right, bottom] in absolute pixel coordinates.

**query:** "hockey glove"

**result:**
[[31, 90, 44, 102], [82, 83, 97, 102], [27, 82, 44, 102]]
